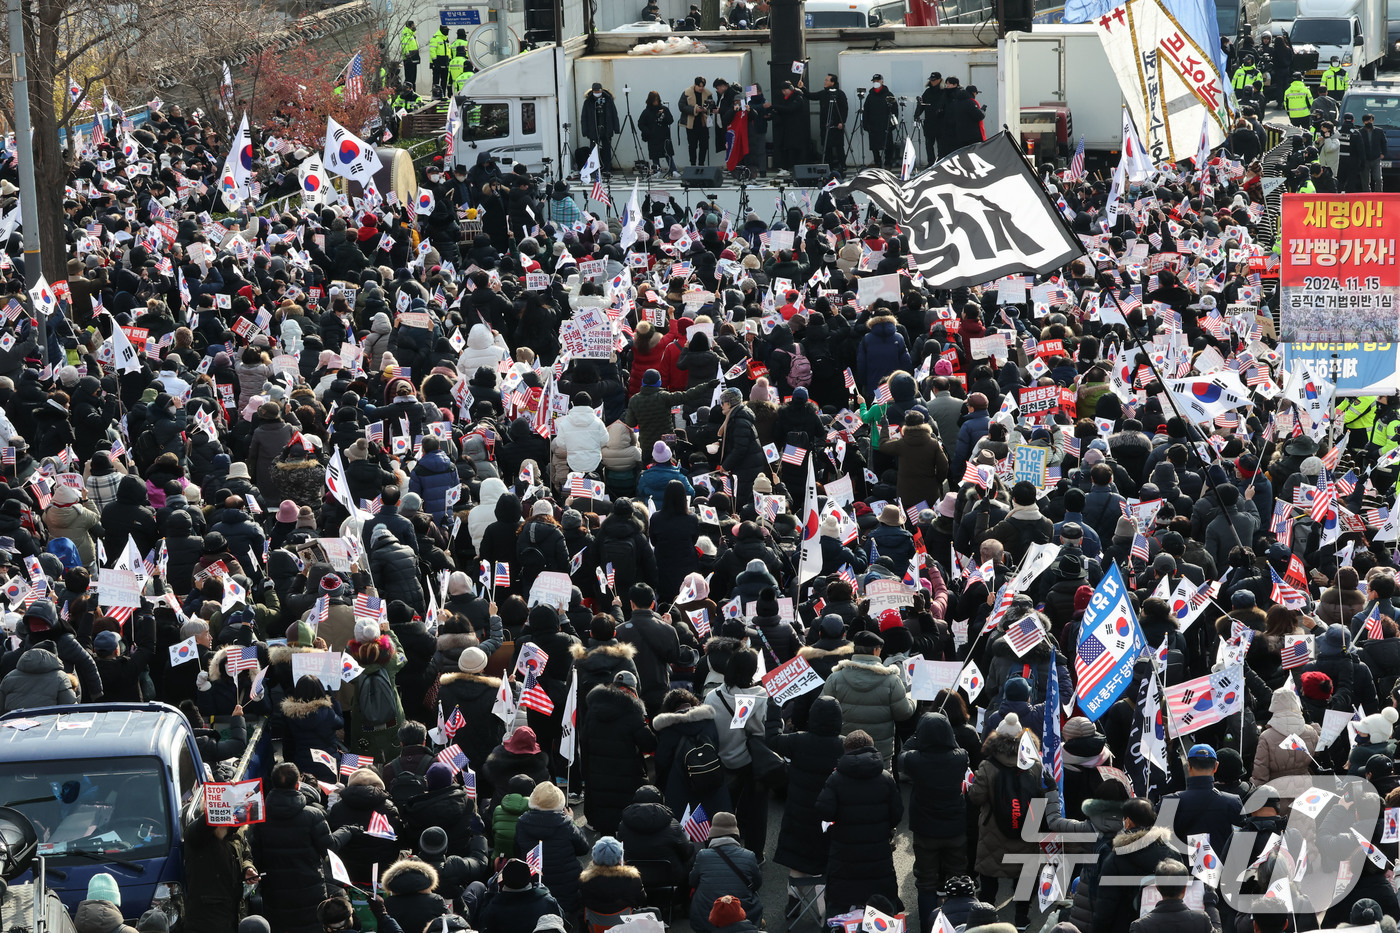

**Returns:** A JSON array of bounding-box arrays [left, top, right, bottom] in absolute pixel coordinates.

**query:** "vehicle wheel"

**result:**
[[1362, 62, 1377, 81]]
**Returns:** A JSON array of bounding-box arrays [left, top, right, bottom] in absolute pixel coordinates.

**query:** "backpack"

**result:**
[[357, 666, 400, 727], [388, 754, 433, 809], [990, 761, 1039, 837], [134, 429, 161, 469], [602, 534, 637, 584], [786, 346, 812, 387], [677, 733, 724, 795]]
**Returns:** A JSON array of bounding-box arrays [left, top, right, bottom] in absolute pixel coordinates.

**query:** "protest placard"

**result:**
[[762, 656, 824, 705], [97, 568, 142, 608], [205, 779, 266, 826]]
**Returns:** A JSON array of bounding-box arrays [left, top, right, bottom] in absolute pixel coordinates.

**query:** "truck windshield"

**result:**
[[1344, 94, 1400, 129], [1290, 18, 1351, 44], [1270, 0, 1297, 20], [805, 10, 868, 26], [0, 758, 171, 861], [1216, 0, 1239, 38]]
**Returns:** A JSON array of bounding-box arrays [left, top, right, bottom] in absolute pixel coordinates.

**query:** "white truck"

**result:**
[[1290, 0, 1387, 85]]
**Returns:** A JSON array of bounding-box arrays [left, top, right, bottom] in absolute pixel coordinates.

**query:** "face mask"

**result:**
[[593, 91, 602, 97], [872, 81, 882, 89]]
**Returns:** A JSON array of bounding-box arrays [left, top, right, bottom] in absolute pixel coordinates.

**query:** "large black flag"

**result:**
[[831, 132, 1084, 290]]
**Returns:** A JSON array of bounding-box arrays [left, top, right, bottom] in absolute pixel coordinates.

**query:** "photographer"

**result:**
[[680, 77, 715, 167]]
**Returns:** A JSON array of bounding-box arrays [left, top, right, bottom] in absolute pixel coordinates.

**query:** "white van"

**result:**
[[804, 0, 907, 28], [1259, 0, 1299, 34]]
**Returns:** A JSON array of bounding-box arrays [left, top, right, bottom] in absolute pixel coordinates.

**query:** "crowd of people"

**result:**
[[3, 94, 1400, 933]]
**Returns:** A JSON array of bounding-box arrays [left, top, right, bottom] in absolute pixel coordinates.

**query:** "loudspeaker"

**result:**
[[997, 0, 1032, 34], [793, 163, 831, 185], [681, 166, 724, 187]]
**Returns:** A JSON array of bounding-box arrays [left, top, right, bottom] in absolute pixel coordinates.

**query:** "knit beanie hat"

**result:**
[[995, 712, 1024, 737], [591, 836, 625, 866], [1004, 677, 1031, 702], [88, 873, 121, 905], [709, 896, 747, 927]]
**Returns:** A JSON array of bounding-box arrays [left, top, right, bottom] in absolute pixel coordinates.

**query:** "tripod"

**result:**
[[846, 89, 868, 167], [618, 85, 652, 179], [769, 182, 787, 225]]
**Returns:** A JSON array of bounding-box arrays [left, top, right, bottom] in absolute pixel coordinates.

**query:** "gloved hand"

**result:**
[[196, 671, 211, 692]]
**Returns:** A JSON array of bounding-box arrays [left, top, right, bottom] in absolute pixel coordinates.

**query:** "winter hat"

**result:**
[[819, 614, 845, 638], [530, 781, 566, 811], [420, 827, 449, 857], [88, 873, 121, 906], [756, 587, 779, 618], [1231, 591, 1257, 608], [653, 441, 672, 463], [137, 910, 170, 933], [941, 876, 977, 899], [276, 500, 299, 523], [1350, 899, 1385, 926], [1360, 708, 1399, 743], [501, 859, 533, 889], [852, 630, 884, 652], [94, 631, 120, 654], [709, 811, 740, 838], [709, 896, 747, 927], [1004, 677, 1031, 702], [938, 493, 958, 518], [353, 619, 380, 644], [934, 358, 955, 377], [1073, 585, 1094, 615], [994, 712, 1024, 737], [1318, 624, 1348, 658], [447, 571, 471, 596], [320, 573, 345, 596], [286, 619, 316, 647], [53, 485, 80, 506], [1300, 670, 1333, 701], [426, 762, 455, 791], [642, 369, 662, 387], [562, 509, 583, 531], [1062, 717, 1096, 740], [237, 919, 272, 933], [458, 647, 489, 673], [878, 608, 904, 632], [965, 903, 999, 928], [535, 917, 567, 933], [1300, 456, 1324, 478], [591, 836, 625, 866]]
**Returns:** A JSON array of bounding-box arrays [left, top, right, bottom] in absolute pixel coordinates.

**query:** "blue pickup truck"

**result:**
[[0, 703, 256, 928]]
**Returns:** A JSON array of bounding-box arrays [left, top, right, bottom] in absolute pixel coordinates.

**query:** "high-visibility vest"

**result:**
[[1232, 65, 1258, 89], [1322, 66, 1349, 91], [1285, 82, 1313, 117], [401, 25, 419, 55], [1340, 396, 1378, 431], [448, 54, 469, 87], [429, 31, 450, 61]]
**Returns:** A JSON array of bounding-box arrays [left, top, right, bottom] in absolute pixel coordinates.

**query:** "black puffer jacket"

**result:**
[[402, 784, 478, 855], [164, 509, 204, 596], [770, 695, 844, 874], [327, 782, 404, 884], [250, 785, 333, 933], [514, 805, 590, 910], [720, 405, 765, 474], [369, 528, 426, 612], [438, 671, 507, 782], [100, 475, 158, 557], [899, 711, 969, 838], [381, 858, 452, 933], [616, 785, 696, 886], [476, 881, 562, 933], [582, 684, 657, 835], [815, 745, 904, 914], [1092, 825, 1187, 933]]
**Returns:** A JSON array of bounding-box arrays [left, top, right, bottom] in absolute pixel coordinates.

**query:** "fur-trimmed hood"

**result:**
[[981, 729, 1024, 767], [436, 631, 480, 653], [570, 641, 638, 661], [580, 862, 640, 883], [652, 704, 716, 731], [268, 643, 318, 667], [381, 857, 439, 894], [281, 695, 333, 718], [1108, 430, 1152, 453], [831, 654, 902, 676], [209, 645, 263, 681], [1112, 825, 1178, 855], [1215, 607, 1266, 637], [440, 671, 501, 688], [797, 643, 854, 661]]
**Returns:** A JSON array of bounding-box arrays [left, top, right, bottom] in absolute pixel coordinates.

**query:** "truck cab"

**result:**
[[804, 0, 909, 27], [453, 96, 549, 173], [0, 704, 207, 927], [1291, 0, 1384, 84]]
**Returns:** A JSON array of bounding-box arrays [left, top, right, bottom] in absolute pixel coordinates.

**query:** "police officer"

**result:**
[[1284, 72, 1313, 127], [1231, 54, 1259, 91], [429, 25, 451, 98], [1321, 56, 1349, 99], [448, 41, 473, 96], [400, 21, 420, 92], [451, 28, 470, 67]]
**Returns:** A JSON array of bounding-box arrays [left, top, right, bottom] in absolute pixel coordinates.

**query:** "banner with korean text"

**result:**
[[1280, 194, 1400, 344]]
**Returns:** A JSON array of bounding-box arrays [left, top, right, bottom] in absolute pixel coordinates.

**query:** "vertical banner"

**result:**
[[1279, 194, 1400, 344]]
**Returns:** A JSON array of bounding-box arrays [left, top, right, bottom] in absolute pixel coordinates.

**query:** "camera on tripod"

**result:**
[[857, 87, 867, 97]]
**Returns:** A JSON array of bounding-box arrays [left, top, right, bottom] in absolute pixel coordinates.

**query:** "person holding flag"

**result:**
[[514, 781, 590, 915]]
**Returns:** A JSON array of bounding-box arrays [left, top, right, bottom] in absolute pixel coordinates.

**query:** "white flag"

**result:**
[[957, 660, 984, 703], [559, 670, 579, 764], [323, 116, 384, 181], [1142, 669, 1169, 771], [901, 136, 917, 182], [619, 180, 642, 249], [1120, 107, 1154, 182], [298, 153, 335, 207], [218, 114, 253, 207], [1017, 730, 1037, 770], [1189, 834, 1221, 887], [797, 456, 822, 584], [492, 674, 517, 726], [580, 145, 602, 184], [1037, 862, 1062, 911]]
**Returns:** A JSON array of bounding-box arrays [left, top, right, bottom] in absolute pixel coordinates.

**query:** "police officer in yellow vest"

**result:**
[[429, 25, 451, 98], [448, 48, 474, 96], [400, 22, 420, 92], [1321, 57, 1349, 99], [451, 28, 469, 63], [1368, 399, 1400, 477], [1285, 72, 1313, 127], [1232, 54, 1259, 90], [1341, 395, 1379, 452]]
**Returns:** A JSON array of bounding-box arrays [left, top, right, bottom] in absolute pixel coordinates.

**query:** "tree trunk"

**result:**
[[30, 0, 70, 283]]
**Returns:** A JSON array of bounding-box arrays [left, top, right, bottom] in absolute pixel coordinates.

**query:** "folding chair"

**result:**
[[632, 859, 681, 925], [788, 874, 827, 932], [585, 908, 633, 933]]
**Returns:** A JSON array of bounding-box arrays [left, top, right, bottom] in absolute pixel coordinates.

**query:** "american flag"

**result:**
[[462, 766, 477, 799], [367, 421, 384, 445], [1363, 604, 1384, 641], [1310, 469, 1334, 524], [366, 810, 396, 840], [964, 558, 993, 593], [1271, 501, 1292, 548], [1075, 629, 1127, 695], [781, 444, 807, 466], [1005, 616, 1045, 656], [526, 840, 544, 875], [682, 803, 711, 843], [435, 745, 468, 773], [1131, 533, 1149, 562], [340, 753, 375, 776], [354, 593, 385, 620], [874, 383, 893, 404], [836, 564, 857, 590], [227, 645, 260, 673], [443, 706, 466, 739], [844, 368, 856, 390], [1068, 136, 1086, 180], [344, 52, 364, 101], [147, 199, 167, 221], [520, 669, 555, 715], [1367, 506, 1391, 528], [1270, 567, 1308, 609], [590, 179, 610, 206], [110, 437, 126, 460], [1336, 470, 1358, 497], [961, 767, 975, 793], [1280, 634, 1310, 669], [493, 562, 511, 587], [961, 463, 994, 489], [1322, 441, 1345, 471], [0, 448, 14, 466], [104, 604, 134, 626]]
